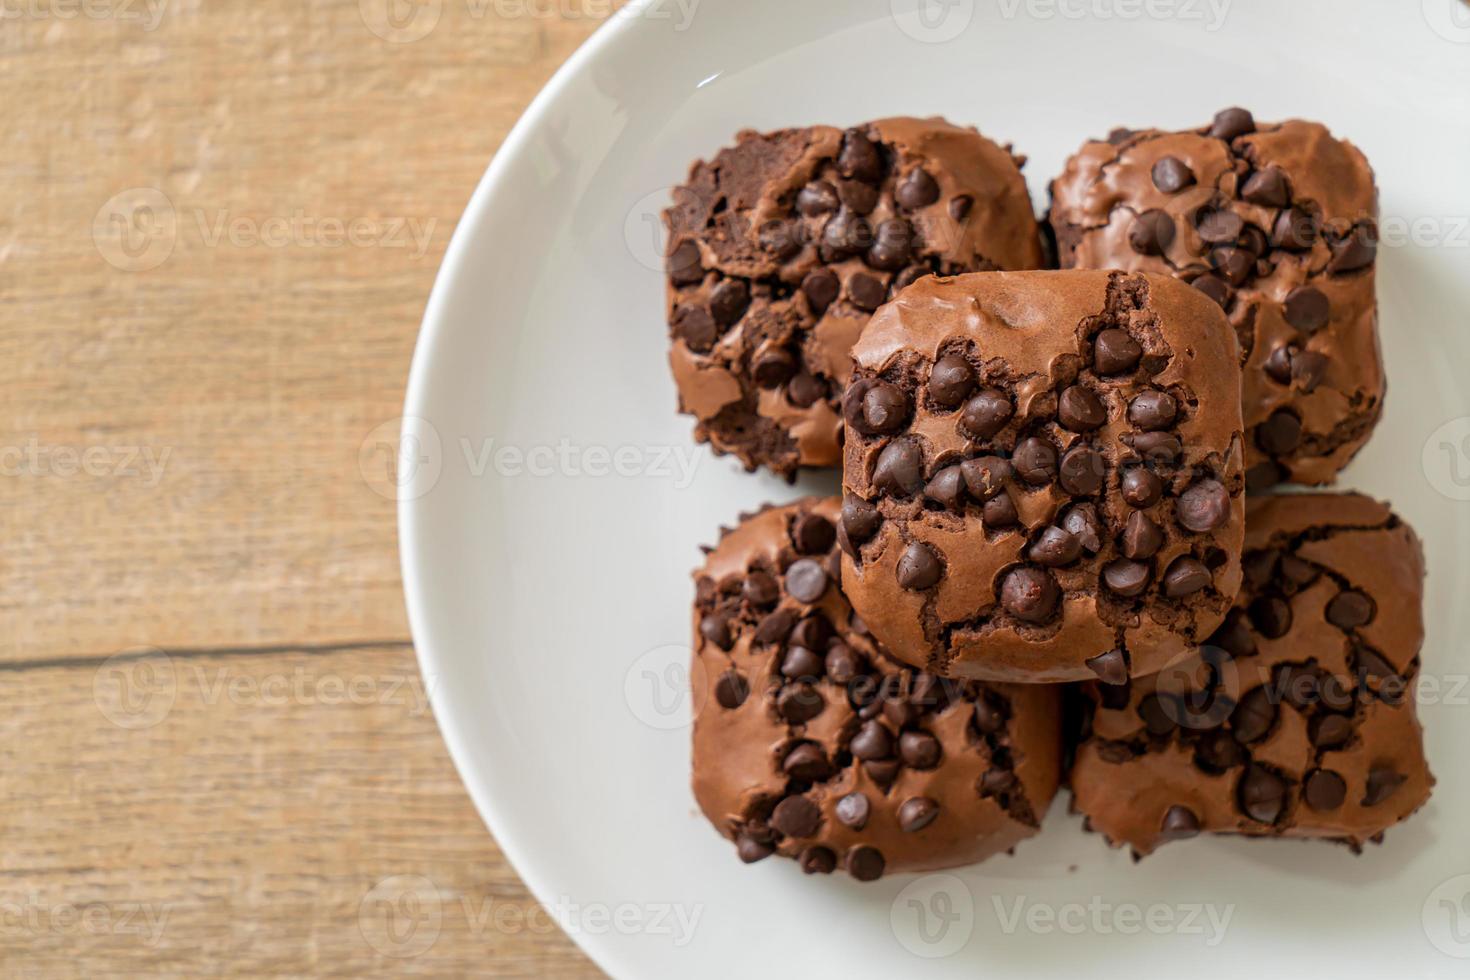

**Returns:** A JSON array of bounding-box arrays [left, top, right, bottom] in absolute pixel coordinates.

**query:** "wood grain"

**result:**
[[0, 1, 605, 974]]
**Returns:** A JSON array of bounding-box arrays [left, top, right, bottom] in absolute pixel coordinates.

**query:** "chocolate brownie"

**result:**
[[666, 117, 1045, 478], [839, 270, 1245, 684], [1049, 109, 1384, 488], [1071, 493, 1433, 857], [691, 498, 1061, 881]]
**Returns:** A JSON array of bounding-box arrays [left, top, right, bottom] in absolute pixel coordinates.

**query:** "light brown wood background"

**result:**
[[1, 1, 605, 974]]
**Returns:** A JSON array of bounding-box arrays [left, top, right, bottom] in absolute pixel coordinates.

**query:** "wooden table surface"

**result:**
[[2, 3, 605, 975]]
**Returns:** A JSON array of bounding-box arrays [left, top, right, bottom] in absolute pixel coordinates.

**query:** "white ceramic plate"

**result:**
[[400, 1, 1470, 975]]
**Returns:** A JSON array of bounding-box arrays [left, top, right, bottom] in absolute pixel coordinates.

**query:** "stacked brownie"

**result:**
[[670, 111, 1432, 879]]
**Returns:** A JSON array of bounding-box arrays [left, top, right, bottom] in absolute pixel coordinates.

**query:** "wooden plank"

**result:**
[[0, 1, 602, 660], [0, 644, 601, 976]]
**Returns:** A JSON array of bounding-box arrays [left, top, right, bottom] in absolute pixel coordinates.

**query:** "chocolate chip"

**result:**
[[776, 681, 824, 723], [1238, 764, 1286, 824], [1304, 770, 1347, 811], [924, 465, 967, 511], [1196, 208, 1245, 245], [709, 279, 750, 325], [1129, 209, 1176, 256], [1029, 526, 1082, 567], [1310, 713, 1353, 749], [1356, 647, 1400, 682], [835, 791, 871, 830], [1059, 385, 1107, 431], [1152, 156, 1196, 193], [1128, 390, 1178, 431], [1138, 694, 1177, 736], [823, 645, 861, 685], [1263, 344, 1295, 384], [821, 209, 870, 259], [866, 218, 913, 271], [841, 495, 882, 546], [892, 265, 930, 294], [782, 742, 833, 781], [799, 846, 836, 875], [959, 388, 1014, 439], [898, 797, 939, 833], [1272, 206, 1319, 250], [1121, 511, 1164, 559], [668, 240, 704, 285], [771, 795, 822, 838], [1210, 610, 1257, 658], [839, 178, 879, 214], [957, 456, 1012, 503], [948, 195, 973, 221], [1291, 350, 1328, 393], [845, 845, 885, 881], [1326, 590, 1375, 628], [1192, 273, 1232, 308], [797, 180, 840, 216], [896, 541, 943, 591], [1208, 107, 1256, 141], [973, 696, 1006, 735], [1195, 730, 1246, 771], [801, 269, 840, 313], [781, 646, 825, 682], [1248, 595, 1292, 638], [1103, 559, 1152, 598], [1131, 431, 1182, 465], [871, 439, 924, 497], [1059, 445, 1104, 495], [1087, 649, 1129, 686], [1093, 328, 1143, 374], [983, 493, 1019, 529], [676, 307, 718, 352], [700, 613, 733, 650], [1163, 556, 1212, 598], [1256, 410, 1302, 456], [1159, 805, 1201, 841], [753, 348, 797, 388], [791, 615, 832, 651], [1176, 479, 1230, 533], [743, 571, 779, 607], [785, 559, 829, 604], [789, 516, 835, 558], [849, 273, 887, 311], [1000, 566, 1060, 623], [754, 608, 797, 646], [714, 670, 748, 709], [735, 834, 773, 864], [1121, 467, 1163, 509], [929, 355, 976, 407], [858, 382, 911, 435], [839, 129, 884, 183], [787, 373, 826, 408], [1319, 675, 1354, 713], [899, 731, 942, 770], [1231, 687, 1277, 743], [897, 167, 940, 209], [1284, 286, 1330, 334], [1211, 245, 1255, 286], [1239, 223, 1269, 256], [1363, 768, 1406, 806], [1012, 437, 1058, 486], [849, 719, 894, 761], [1328, 223, 1377, 275], [1241, 167, 1291, 207], [1062, 503, 1104, 553]]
